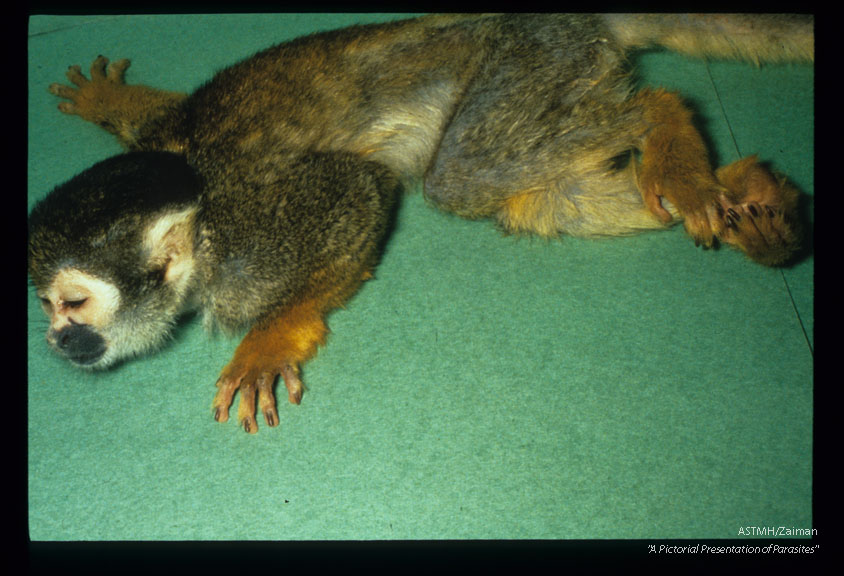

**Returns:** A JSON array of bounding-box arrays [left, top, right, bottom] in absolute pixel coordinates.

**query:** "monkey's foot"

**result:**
[[48, 55, 186, 146], [211, 301, 327, 434], [713, 156, 801, 266], [49, 56, 131, 118], [638, 168, 727, 249]]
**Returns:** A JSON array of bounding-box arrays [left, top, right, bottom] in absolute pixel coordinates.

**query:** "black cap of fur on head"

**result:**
[[28, 151, 202, 289]]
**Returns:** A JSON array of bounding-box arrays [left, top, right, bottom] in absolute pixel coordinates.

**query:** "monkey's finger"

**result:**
[[89, 55, 109, 81], [237, 378, 259, 434], [256, 373, 279, 427], [644, 191, 673, 223], [727, 203, 767, 245], [745, 203, 785, 243], [706, 202, 727, 238], [56, 102, 79, 114], [106, 58, 131, 83], [64, 65, 89, 87], [49, 83, 83, 115], [212, 376, 240, 424], [280, 364, 304, 405], [682, 213, 716, 249], [634, 165, 673, 223], [48, 82, 77, 100]]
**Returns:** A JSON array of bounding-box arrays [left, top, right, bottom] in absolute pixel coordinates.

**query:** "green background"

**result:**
[[28, 14, 813, 540]]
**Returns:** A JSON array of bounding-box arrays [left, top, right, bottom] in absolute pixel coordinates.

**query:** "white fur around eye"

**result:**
[[48, 268, 121, 328]]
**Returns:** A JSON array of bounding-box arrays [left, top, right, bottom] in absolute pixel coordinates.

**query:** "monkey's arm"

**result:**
[[49, 56, 186, 149], [204, 152, 398, 433], [211, 298, 327, 433]]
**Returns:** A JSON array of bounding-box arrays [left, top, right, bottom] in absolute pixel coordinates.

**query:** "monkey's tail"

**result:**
[[603, 14, 813, 65]]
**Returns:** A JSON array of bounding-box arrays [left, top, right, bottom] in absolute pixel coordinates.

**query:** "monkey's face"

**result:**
[[34, 263, 192, 369], [36, 267, 120, 368]]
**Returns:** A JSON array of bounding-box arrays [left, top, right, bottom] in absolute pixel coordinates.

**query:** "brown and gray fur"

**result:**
[[29, 14, 814, 433]]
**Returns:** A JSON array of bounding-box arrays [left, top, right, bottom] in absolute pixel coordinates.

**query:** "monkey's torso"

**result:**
[[121, 14, 652, 332]]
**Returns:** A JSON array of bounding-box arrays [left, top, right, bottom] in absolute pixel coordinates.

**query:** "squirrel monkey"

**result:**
[[28, 14, 813, 433]]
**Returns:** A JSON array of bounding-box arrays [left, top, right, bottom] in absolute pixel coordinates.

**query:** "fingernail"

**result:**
[[265, 411, 277, 427], [727, 208, 741, 221], [748, 205, 759, 217], [214, 407, 221, 422], [765, 206, 776, 218]]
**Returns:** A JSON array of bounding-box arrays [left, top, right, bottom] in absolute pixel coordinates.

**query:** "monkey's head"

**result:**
[[28, 152, 202, 369]]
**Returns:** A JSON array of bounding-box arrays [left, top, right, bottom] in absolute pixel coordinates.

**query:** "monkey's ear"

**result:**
[[143, 207, 197, 288]]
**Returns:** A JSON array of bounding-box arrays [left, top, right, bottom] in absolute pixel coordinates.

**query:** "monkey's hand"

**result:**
[[211, 301, 328, 434], [48, 55, 186, 147], [212, 359, 304, 435], [712, 156, 801, 266]]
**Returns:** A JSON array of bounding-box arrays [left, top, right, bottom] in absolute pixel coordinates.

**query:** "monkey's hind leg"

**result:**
[[49, 55, 186, 148], [633, 88, 800, 265], [632, 88, 726, 246]]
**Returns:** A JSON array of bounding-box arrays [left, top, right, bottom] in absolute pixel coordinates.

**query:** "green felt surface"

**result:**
[[27, 14, 814, 541]]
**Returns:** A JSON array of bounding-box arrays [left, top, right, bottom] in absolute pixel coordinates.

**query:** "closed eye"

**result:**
[[63, 298, 88, 309]]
